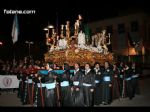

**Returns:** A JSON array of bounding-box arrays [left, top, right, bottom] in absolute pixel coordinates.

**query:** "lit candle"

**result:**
[[61, 25, 64, 30], [74, 22, 77, 29], [65, 25, 68, 30], [52, 29, 55, 34], [108, 33, 111, 38]]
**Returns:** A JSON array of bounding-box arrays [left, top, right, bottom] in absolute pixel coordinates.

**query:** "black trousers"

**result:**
[[37, 87, 46, 107], [60, 86, 73, 106], [83, 86, 94, 107], [119, 78, 123, 97], [112, 78, 120, 100], [45, 88, 56, 107], [26, 83, 33, 104], [94, 83, 102, 105], [131, 78, 139, 97], [101, 82, 112, 104], [125, 80, 132, 99], [72, 87, 84, 107]]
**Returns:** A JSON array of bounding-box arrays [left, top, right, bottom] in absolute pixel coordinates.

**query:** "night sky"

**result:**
[[0, 0, 148, 41], [0, 0, 149, 60]]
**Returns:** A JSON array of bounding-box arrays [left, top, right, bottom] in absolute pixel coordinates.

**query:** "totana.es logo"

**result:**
[[3, 77, 12, 87]]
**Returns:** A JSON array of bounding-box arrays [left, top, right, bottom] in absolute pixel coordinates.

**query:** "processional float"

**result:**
[[44, 14, 115, 66]]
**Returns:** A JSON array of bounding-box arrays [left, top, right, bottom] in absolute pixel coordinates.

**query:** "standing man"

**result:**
[[59, 63, 73, 106], [118, 62, 125, 98], [101, 61, 113, 105], [93, 62, 104, 106], [124, 63, 132, 100], [82, 63, 95, 107], [44, 62, 57, 106], [112, 63, 120, 101], [71, 63, 84, 106], [130, 62, 141, 98]]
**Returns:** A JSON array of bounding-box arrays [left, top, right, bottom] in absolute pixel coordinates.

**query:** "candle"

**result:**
[[61, 25, 64, 30], [52, 29, 55, 34], [65, 25, 68, 30], [74, 23, 77, 29], [108, 33, 111, 38]]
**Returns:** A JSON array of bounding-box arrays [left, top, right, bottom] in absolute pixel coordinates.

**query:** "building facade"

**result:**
[[88, 12, 150, 64]]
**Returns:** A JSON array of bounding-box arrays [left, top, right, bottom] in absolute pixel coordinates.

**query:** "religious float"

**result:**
[[44, 15, 115, 66]]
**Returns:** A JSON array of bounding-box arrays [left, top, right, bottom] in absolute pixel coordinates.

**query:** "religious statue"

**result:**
[[58, 34, 67, 49], [92, 33, 100, 47], [44, 14, 114, 66], [100, 30, 111, 55], [77, 30, 86, 48]]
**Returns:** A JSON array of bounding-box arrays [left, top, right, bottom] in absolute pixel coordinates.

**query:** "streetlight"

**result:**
[[25, 41, 34, 57]]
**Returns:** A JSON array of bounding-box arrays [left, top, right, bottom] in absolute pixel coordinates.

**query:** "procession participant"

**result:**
[[53, 63, 60, 70], [44, 62, 57, 107], [82, 63, 95, 107], [130, 62, 141, 98], [32, 73, 39, 107], [101, 61, 113, 105], [17, 64, 24, 98], [112, 63, 120, 101], [118, 61, 125, 98], [124, 63, 132, 100], [22, 64, 29, 105], [35, 69, 47, 107], [23, 65, 32, 105], [26, 64, 35, 105], [93, 62, 104, 106], [70, 63, 84, 106], [59, 63, 73, 106]]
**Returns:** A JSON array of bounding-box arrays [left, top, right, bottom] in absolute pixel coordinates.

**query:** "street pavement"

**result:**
[[0, 76, 150, 107]]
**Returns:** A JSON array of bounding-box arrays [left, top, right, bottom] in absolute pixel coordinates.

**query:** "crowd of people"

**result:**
[[0, 58, 142, 107]]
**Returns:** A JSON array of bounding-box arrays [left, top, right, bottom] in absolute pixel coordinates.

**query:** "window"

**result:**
[[131, 21, 139, 32], [106, 25, 113, 33], [118, 33, 127, 49], [118, 23, 125, 34], [96, 27, 102, 33]]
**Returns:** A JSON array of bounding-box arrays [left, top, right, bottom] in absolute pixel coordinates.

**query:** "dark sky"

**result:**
[[0, 0, 148, 42], [0, 0, 149, 60]]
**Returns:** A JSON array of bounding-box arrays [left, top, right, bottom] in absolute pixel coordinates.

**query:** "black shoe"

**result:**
[[104, 102, 108, 105], [129, 97, 132, 100], [102, 102, 108, 105]]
